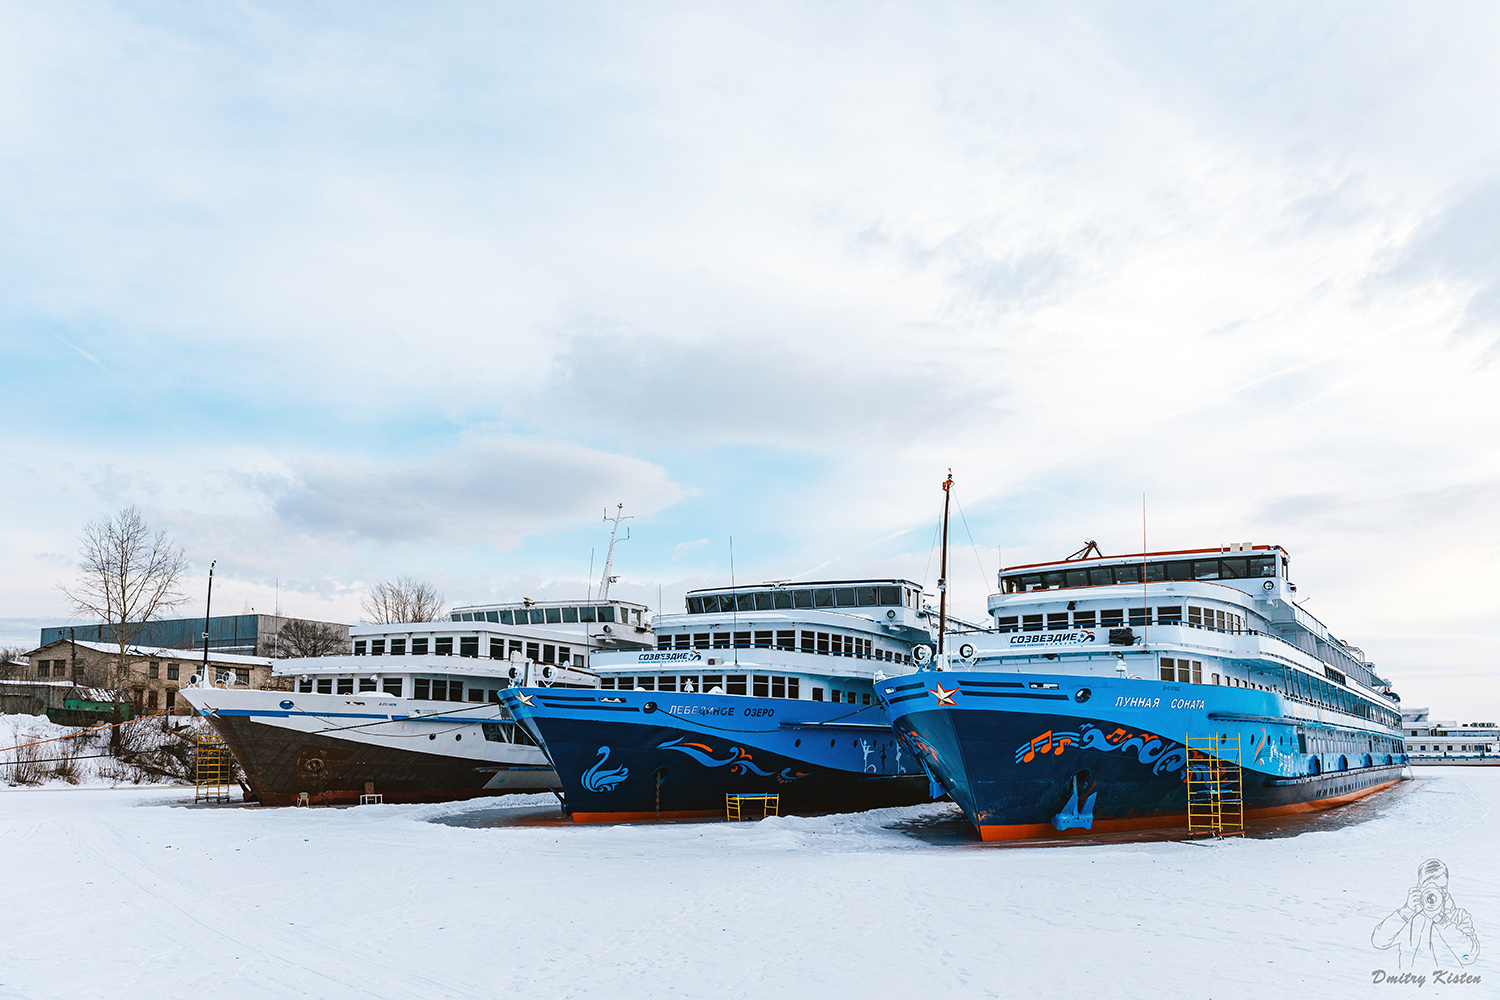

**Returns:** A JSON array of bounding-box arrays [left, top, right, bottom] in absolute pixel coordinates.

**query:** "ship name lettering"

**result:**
[[668, 705, 737, 717], [1170, 699, 1206, 710], [1113, 696, 1160, 709], [743, 708, 776, 718]]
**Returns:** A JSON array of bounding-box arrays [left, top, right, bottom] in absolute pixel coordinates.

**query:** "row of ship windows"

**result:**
[[296, 675, 510, 701], [1412, 745, 1491, 753], [354, 637, 581, 666], [599, 673, 874, 704], [451, 605, 626, 625], [1155, 655, 1398, 729], [686, 585, 912, 615], [998, 606, 1245, 632], [656, 630, 911, 664], [1158, 657, 1272, 691], [1001, 555, 1280, 593]]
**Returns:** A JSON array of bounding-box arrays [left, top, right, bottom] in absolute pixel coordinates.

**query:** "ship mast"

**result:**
[[597, 504, 632, 602], [937, 471, 952, 655]]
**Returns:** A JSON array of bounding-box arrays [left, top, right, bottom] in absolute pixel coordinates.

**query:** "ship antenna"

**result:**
[[729, 535, 738, 667], [1141, 493, 1148, 649], [598, 504, 632, 602], [938, 471, 953, 656]]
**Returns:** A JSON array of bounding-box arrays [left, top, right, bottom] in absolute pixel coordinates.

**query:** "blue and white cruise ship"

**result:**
[[505, 580, 936, 821], [879, 543, 1409, 840]]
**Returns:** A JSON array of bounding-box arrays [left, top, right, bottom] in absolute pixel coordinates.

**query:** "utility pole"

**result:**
[[200, 561, 215, 686], [938, 471, 953, 655]]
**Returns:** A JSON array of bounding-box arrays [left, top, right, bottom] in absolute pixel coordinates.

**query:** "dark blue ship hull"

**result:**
[[880, 670, 1407, 840], [505, 687, 930, 821]]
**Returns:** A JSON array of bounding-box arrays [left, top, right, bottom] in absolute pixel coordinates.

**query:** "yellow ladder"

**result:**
[[194, 733, 232, 804], [725, 793, 780, 821], [1186, 733, 1244, 837]]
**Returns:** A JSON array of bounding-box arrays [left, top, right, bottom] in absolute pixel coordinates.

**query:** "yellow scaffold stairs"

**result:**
[[1186, 733, 1244, 837], [194, 732, 232, 804]]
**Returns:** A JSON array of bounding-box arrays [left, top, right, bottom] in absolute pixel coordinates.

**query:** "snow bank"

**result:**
[[2, 770, 1495, 998], [1, 712, 201, 788]]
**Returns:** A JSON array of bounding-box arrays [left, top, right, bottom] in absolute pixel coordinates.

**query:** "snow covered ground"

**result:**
[[1, 769, 1494, 999]]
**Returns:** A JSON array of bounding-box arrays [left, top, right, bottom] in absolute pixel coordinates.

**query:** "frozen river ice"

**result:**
[[2, 768, 1494, 998]]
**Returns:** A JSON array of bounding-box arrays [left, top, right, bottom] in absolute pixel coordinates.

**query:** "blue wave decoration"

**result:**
[[656, 737, 810, 783], [1015, 723, 1187, 777], [582, 746, 629, 792]]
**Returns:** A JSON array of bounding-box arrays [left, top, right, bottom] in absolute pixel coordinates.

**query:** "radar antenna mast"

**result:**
[[597, 504, 632, 602], [938, 471, 953, 655]]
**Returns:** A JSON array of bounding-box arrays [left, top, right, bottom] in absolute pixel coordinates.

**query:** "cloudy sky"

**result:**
[[3, 3, 1498, 717]]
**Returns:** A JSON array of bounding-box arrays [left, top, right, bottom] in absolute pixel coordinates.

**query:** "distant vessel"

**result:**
[[880, 484, 1407, 839], [506, 579, 937, 821], [1403, 708, 1499, 765], [183, 598, 651, 805]]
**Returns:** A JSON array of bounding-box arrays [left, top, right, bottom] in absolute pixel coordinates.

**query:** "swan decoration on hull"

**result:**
[[582, 746, 629, 792]]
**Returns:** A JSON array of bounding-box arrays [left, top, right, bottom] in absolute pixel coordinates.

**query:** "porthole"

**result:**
[[794, 738, 801, 747], [455, 734, 462, 741], [830, 739, 836, 748], [428, 734, 436, 740], [1075, 688, 1091, 704], [643, 701, 658, 714]]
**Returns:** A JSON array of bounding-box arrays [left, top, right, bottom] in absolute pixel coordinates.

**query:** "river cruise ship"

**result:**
[[879, 543, 1409, 840], [505, 580, 936, 821], [183, 598, 650, 805]]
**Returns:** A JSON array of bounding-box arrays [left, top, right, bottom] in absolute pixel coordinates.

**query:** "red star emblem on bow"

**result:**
[[928, 682, 958, 706]]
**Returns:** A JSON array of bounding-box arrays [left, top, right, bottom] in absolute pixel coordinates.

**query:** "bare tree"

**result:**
[[361, 577, 445, 624], [265, 619, 349, 658], [60, 507, 189, 743], [0, 646, 25, 681]]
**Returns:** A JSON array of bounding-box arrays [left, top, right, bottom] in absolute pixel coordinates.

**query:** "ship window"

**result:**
[[1115, 565, 1141, 584], [659, 676, 677, 692], [1158, 606, 1181, 624], [1211, 673, 1219, 685], [1157, 561, 1182, 582], [543, 644, 556, 663], [1129, 607, 1148, 627], [727, 675, 746, 696], [793, 590, 814, 609], [498, 610, 513, 625], [414, 679, 430, 699], [831, 634, 844, 656], [580, 606, 596, 622], [771, 676, 785, 698], [369, 638, 387, 655], [600, 677, 615, 689], [1160, 658, 1175, 682], [488, 638, 503, 659], [687, 597, 704, 614], [1177, 660, 1191, 683], [1020, 575, 1043, 592], [713, 632, 731, 649], [833, 588, 854, 607], [817, 632, 830, 654], [1042, 572, 1064, 589], [1073, 611, 1095, 627], [830, 690, 841, 703], [1100, 609, 1123, 627], [787, 678, 800, 699], [1088, 568, 1111, 586], [436, 637, 453, 656], [390, 639, 406, 655], [1022, 614, 1043, 632], [316, 678, 332, 694], [1065, 570, 1088, 588], [776, 630, 796, 650], [879, 586, 901, 606], [754, 631, 773, 648], [460, 637, 478, 658], [733, 593, 753, 612], [1193, 560, 1220, 580], [801, 632, 815, 652], [561, 606, 579, 623], [773, 590, 794, 609], [412, 638, 429, 655], [299, 678, 313, 693], [812, 687, 823, 701], [674, 634, 690, 650], [862, 693, 871, 705], [597, 606, 615, 623], [1220, 558, 1247, 579], [733, 632, 751, 648], [383, 679, 402, 696], [1188, 606, 1202, 627], [337, 678, 353, 695], [1250, 556, 1275, 578], [636, 677, 654, 691], [754, 592, 774, 611], [997, 616, 1019, 633], [359, 678, 376, 692], [354, 641, 367, 656], [857, 586, 878, 605], [545, 608, 562, 624], [526, 642, 540, 661], [694, 633, 711, 649], [1047, 613, 1069, 630]]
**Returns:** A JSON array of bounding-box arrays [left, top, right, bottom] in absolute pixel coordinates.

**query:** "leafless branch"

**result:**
[[361, 577, 445, 623]]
